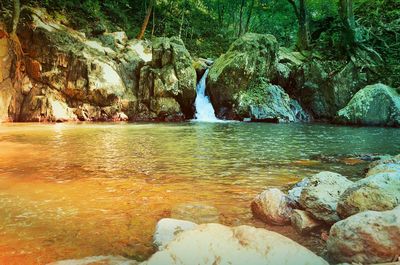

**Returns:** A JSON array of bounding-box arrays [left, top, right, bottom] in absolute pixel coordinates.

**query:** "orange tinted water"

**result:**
[[0, 122, 398, 264]]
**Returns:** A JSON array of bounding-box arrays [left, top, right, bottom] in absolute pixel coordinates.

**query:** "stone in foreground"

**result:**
[[142, 223, 329, 265], [327, 206, 400, 264], [337, 171, 400, 219], [251, 188, 293, 225], [153, 218, 197, 250], [291, 209, 324, 235], [299, 171, 353, 224]]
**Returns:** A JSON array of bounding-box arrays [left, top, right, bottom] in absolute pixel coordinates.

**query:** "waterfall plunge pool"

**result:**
[[0, 122, 399, 264]]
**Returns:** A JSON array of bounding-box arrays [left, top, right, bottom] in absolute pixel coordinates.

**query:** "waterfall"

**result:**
[[194, 69, 219, 122]]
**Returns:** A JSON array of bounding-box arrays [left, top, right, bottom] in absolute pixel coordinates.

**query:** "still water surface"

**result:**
[[0, 122, 399, 264]]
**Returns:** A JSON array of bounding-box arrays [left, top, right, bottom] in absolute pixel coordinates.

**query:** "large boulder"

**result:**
[[208, 33, 279, 119], [142, 224, 329, 265], [327, 206, 400, 264], [137, 37, 197, 120], [337, 171, 400, 219], [337, 83, 400, 126], [237, 80, 309, 122], [251, 188, 294, 225], [280, 60, 368, 120], [299, 172, 353, 224]]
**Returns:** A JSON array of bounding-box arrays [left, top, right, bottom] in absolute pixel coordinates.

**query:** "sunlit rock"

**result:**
[[251, 188, 294, 225], [153, 218, 197, 250], [328, 206, 400, 264], [142, 223, 329, 265], [299, 171, 353, 224], [337, 170, 400, 219]]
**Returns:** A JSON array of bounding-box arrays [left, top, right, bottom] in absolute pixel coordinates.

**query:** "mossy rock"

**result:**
[[207, 33, 279, 119], [336, 83, 400, 126]]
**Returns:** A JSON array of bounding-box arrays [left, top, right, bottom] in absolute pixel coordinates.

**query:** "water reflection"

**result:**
[[0, 122, 399, 264]]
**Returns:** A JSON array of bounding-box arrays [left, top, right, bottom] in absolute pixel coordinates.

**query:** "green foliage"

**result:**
[[3, 0, 399, 87]]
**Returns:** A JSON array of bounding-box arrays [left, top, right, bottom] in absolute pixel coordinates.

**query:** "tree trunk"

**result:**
[[178, 10, 185, 38], [136, 0, 154, 40], [11, 0, 20, 35], [217, 0, 225, 26], [287, 0, 310, 50], [297, 0, 310, 50], [151, 8, 155, 37], [238, 0, 245, 37], [339, 0, 357, 50], [245, 0, 255, 33]]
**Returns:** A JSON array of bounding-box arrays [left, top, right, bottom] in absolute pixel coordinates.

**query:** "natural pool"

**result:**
[[0, 122, 399, 264]]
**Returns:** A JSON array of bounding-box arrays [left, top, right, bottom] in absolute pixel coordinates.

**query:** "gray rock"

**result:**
[[251, 188, 294, 225], [337, 83, 400, 127], [327, 206, 400, 264], [142, 224, 329, 265], [287, 178, 310, 205], [153, 218, 197, 250], [299, 171, 353, 224]]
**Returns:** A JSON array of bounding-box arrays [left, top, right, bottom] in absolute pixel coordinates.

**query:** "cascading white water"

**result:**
[[194, 69, 219, 122]]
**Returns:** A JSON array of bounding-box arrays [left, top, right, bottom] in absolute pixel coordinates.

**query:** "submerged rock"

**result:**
[[142, 223, 329, 265], [251, 188, 294, 225], [337, 171, 400, 219], [327, 206, 400, 264], [171, 203, 219, 224], [208, 33, 279, 119], [153, 218, 197, 250], [47, 255, 139, 265], [337, 83, 400, 127], [299, 172, 353, 224]]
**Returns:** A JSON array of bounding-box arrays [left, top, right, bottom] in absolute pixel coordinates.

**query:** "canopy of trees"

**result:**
[[1, 0, 399, 85]]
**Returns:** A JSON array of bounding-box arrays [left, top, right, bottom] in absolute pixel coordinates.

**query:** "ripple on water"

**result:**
[[0, 122, 399, 263]]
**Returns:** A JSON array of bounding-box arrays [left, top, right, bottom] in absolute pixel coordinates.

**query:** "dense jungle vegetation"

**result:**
[[1, 0, 399, 87]]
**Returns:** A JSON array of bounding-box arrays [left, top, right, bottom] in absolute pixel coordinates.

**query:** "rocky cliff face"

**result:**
[[0, 9, 196, 122]]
